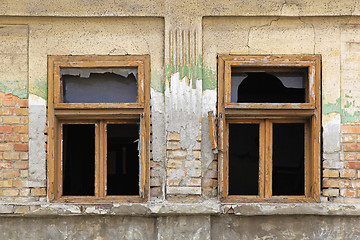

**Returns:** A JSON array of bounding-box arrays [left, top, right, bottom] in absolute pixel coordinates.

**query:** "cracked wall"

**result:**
[[3, 1, 360, 238]]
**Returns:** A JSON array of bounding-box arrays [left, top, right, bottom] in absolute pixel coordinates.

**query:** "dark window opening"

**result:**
[[62, 68, 138, 103], [63, 124, 95, 196], [272, 123, 305, 195], [229, 123, 259, 195], [107, 124, 139, 195], [232, 71, 305, 103]]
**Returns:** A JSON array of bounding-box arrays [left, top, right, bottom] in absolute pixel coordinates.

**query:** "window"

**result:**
[[47, 55, 150, 202], [218, 55, 321, 202]]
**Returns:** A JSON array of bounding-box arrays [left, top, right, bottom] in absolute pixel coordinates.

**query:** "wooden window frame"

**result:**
[[218, 55, 321, 203], [47, 55, 150, 203]]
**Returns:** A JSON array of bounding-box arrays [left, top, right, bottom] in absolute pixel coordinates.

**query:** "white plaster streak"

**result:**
[[165, 72, 202, 194], [150, 89, 166, 200], [201, 90, 217, 170], [29, 94, 46, 181], [323, 113, 341, 153]]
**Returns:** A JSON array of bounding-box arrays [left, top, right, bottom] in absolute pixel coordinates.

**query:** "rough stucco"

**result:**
[[0, 25, 28, 99], [1, 0, 360, 17]]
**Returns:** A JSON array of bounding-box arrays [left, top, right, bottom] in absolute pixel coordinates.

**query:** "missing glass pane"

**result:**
[[61, 67, 138, 103], [272, 123, 305, 195], [63, 124, 95, 196], [231, 71, 305, 103], [229, 123, 259, 195], [107, 124, 139, 196]]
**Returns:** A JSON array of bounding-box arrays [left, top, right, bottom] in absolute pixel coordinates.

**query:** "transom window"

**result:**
[[218, 55, 321, 202]]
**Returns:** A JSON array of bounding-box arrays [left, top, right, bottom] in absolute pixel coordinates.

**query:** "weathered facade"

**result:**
[[2, 0, 360, 239]]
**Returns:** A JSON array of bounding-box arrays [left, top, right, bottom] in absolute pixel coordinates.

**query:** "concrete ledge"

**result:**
[[3, 202, 360, 216]]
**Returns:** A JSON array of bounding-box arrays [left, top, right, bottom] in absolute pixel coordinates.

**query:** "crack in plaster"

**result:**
[[246, 17, 281, 52], [298, 17, 316, 54]]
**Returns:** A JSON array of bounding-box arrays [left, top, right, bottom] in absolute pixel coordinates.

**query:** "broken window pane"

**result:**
[[272, 123, 305, 195], [229, 123, 259, 195], [61, 67, 138, 103], [107, 124, 139, 196], [63, 124, 95, 196], [231, 71, 305, 103]]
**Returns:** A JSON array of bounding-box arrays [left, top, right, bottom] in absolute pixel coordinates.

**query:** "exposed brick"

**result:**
[[2, 99, 17, 107], [208, 161, 218, 170], [167, 149, 186, 159], [19, 99, 28, 108], [345, 162, 360, 169], [19, 153, 28, 160], [0, 161, 12, 169], [340, 170, 356, 178], [19, 134, 28, 143], [150, 161, 161, 168], [0, 180, 12, 187], [344, 153, 356, 160], [192, 150, 201, 159], [167, 169, 186, 178], [2, 170, 20, 178], [187, 168, 201, 177], [340, 189, 356, 197], [341, 135, 355, 143], [323, 188, 339, 197], [19, 117, 28, 124], [19, 189, 30, 196], [12, 180, 25, 188], [204, 170, 217, 179], [0, 126, 13, 133], [14, 206, 30, 214], [0, 108, 14, 115], [351, 179, 360, 188], [3, 152, 20, 160], [20, 170, 28, 178], [14, 108, 28, 116], [150, 169, 161, 177], [323, 179, 350, 188], [14, 144, 28, 151], [1, 189, 19, 196], [150, 187, 162, 197], [0, 143, 13, 151], [13, 126, 28, 134], [167, 132, 180, 141], [203, 179, 217, 188], [343, 144, 360, 152], [3, 134, 20, 142], [167, 160, 184, 168], [150, 177, 161, 187], [167, 179, 181, 186], [167, 141, 180, 150], [203, 188, 217, 197], [184, 160, 201, 168], [323, 170, 339, 178], [30, 188, 46, 196], [2, 116, 21, 124], [187, 178, 201, 186], [167, 186, 201, 195], [341, 125, 360, 134]]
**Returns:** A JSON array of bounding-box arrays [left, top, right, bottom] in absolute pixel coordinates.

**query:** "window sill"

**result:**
[[2, 202, 360, 216]]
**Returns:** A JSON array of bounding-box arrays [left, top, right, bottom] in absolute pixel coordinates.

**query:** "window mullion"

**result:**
[[94, 121, 103, 198], [258, 120, 266, 198], [264, 119, 273, 198]]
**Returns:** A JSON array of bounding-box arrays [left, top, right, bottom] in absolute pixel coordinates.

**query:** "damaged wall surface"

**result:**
[[2, 0, 360, 239]]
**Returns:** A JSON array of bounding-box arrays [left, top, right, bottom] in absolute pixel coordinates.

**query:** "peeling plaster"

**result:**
[[29, 94, 46, 181], [165, 72, 202, 153]]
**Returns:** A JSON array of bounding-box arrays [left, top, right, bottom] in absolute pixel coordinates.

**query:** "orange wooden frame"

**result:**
[[47, 55, 150, 203], [218, 55, 321, 203]]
